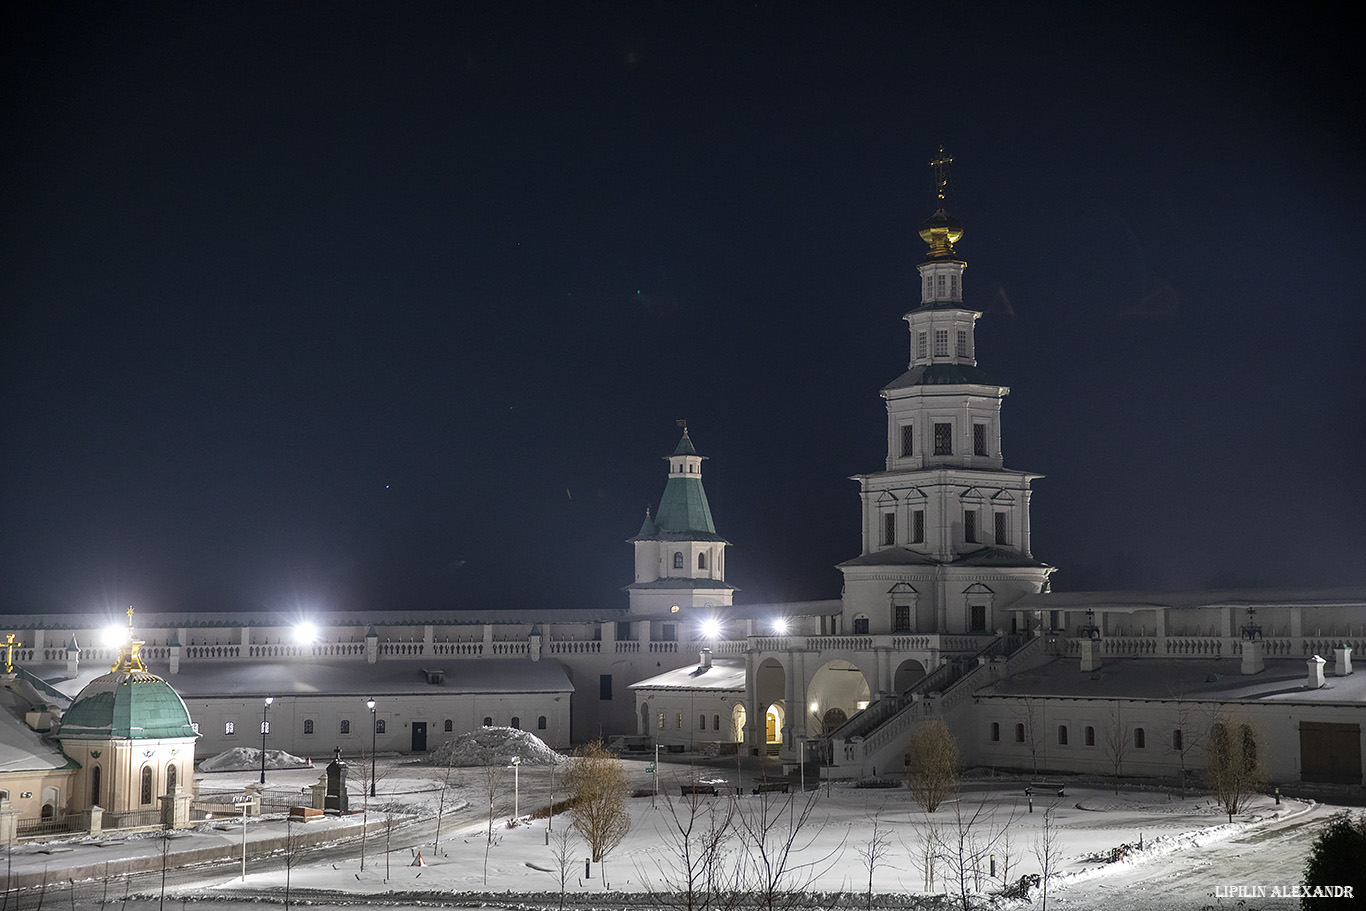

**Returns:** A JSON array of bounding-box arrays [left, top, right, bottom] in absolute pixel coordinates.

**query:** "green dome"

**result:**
[[61, 670, 197, 741]]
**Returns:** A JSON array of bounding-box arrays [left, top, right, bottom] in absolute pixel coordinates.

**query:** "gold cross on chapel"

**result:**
[[3, 634, 18, 673], [929, 146, 953, 203]]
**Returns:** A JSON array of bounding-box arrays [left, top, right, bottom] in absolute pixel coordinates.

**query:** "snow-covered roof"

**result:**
[[0, 607, 628, 632], [0, 685, 73, 774], [1015, 587, 1366, 612], [630, 657, 746, 692], [41, 657, 574, 700], [979, 656, 1366, 705]]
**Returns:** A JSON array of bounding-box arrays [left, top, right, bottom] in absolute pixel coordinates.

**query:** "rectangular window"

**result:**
[[917, 331, 928, 359], [933, 422, 953, 455], [964, 509, 978, 543], [661, 623, 677, 642], [934, 329, 949, 357], [599, 674, 613, 700], [260, 720, 270, 735], [616, 621, 632, 640], [340, 719, 350, 734], [853, 617, 870, 634], [971, 605, 987, 632], [950, 275, 959, 298], [303, 719, 314, 735], [995, 511, 1008, 545], [912, 510, 925, 544], [900, 424, 913, 457], [658, 713, 665, 730], [936, 275, 946, 296], [894, 605, 911, 631], [956, 329, 968, 358], [676, 713, 683, 730], [881, 512, 895, 546], [699, 714, 706, 731], [973, 423, 987, 456]]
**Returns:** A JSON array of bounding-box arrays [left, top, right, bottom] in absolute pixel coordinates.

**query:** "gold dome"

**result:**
[[918, 206, 964, 261]]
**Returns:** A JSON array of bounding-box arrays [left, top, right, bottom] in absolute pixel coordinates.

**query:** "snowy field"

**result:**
[[4, 750, 1347, 911]]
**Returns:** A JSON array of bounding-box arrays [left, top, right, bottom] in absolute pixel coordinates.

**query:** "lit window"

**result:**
[[900, 425, 913, 457], [974, 424, 987, 456], [964, 510, 977, 543], [934, 329, 949, 357], [340, 719, 350, 734], [956, 330, 968, 358], [912, 510, 925, 544], [658, 713, 665, 730], [225, 721, 235, 736], [676, 713, 683, 730], [934, 422, 952, 455], [881, 512, 895, 546], [995, 511, 1008, 545]]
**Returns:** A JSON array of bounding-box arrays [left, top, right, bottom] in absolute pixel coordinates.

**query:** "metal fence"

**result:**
[[17, 812, 79, 838], [103, 807, 163, 830]]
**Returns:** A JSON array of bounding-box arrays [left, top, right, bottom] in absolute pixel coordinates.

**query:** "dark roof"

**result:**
[[883, 363, 1001, 392], [839, 547, 941, 568], [839, 545, 1050, 569], [623, 578, 738, 591]]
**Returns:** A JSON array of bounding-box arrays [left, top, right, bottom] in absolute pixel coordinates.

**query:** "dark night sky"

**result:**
[[3, 3, 1364, 619]]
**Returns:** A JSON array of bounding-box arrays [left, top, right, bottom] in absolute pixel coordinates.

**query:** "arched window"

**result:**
[[444, 719, 453, 733], [1085, 726, 1096, 747], [676, 713, 683, 730], [376, 719, 386, 734], [303, 719, 314, 734], [225, 721, 235, 735], [699, 714, 706, 730], [166, 763, 177, 794], [990, 722, 1000, 742], [483, 717, 492, 727], [673, 552, 684, 569], [537, 716, 547, 730], [511, 716, 521, 729], [1014, 723, 1025, 743], [1172, 729, 1184, 751], [140, 766, 154, 805], [91, 767, 101, 806], [713, 714, 721, 731], [1134, 727, 1146, 749], [340, 719, 351, 734], [1058, 725, 1069, 746], [698, 552, 707, 570]]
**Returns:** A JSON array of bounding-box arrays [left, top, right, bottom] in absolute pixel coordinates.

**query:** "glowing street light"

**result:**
[[292, 622, 318, 646], [366, 698, 377, 797], [259, 696, 273, 784], [772, 618, 790, 636], [700, 618, 722, 640]]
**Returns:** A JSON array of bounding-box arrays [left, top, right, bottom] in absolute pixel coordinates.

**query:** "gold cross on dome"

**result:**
[[929, 146, 953, 203], [3, 634, 18, 673], [127, 605, 135, 631]]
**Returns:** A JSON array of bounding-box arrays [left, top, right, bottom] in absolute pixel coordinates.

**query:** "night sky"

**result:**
[[3, 4, 1364, 619]]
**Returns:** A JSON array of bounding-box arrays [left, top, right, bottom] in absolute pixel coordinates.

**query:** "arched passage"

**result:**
[[893, 658, 928, 693], [805, 660, 871, 737], [765, 702, 786, 744]]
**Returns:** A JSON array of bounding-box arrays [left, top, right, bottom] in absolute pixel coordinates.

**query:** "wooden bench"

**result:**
[[752, 781, 790, 795], [1025, 781, 1065, 798], [680, 784, 718, 797]]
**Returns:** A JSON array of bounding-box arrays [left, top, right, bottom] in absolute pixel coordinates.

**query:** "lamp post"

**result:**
[[508, 756, 521, 819], [260, 697, 273, 784], [366, 698, 377, 797]]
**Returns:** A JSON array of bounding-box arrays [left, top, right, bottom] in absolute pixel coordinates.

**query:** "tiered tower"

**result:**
[[625, 425, 735, 616], [839, 150, 1053, 639]]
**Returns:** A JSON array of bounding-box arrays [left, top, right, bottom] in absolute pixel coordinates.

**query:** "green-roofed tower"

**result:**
[[625, 426, 736, 617]]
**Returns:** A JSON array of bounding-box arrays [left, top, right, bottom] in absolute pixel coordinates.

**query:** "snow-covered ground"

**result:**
[[5, 759, 1344, 910]]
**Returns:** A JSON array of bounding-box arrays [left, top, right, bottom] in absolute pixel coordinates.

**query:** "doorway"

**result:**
[[411, 721, 428, 752]]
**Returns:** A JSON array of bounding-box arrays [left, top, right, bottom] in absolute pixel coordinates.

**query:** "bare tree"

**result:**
[[855, 810, 894, 911], [928, 792, 1019, 911], [1014, 697, 1045, 776], [546, 827, 578, 911], [905, 720, 959, 813], [358, 751, 394, 872], [479, 761, 505, 885], [1031, 803, 1063, 911], [733, 788, 842, 911], [1100, 705, 1128, 795], [642, 773, 739, 911], [565, 740, 631, 878], [1206, 714, 1265, 820], [433, 744, 457, 851]]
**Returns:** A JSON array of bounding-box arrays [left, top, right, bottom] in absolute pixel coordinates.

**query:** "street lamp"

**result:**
[[508, 756, 521, 818], [366, 698, 377, 797], [260, 697, 274, 784]]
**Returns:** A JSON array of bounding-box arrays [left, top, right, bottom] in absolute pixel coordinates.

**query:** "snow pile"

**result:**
[[199, 747, 312, 772], [425, 726, 562, 767]]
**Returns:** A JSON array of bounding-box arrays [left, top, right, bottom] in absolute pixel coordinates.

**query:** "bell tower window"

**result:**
[[916, 331, 928, 359], [881, 512, 895, 546], [934, 330, 949, 358], [995, 511, 1009, 545], [964, 509, 978, 544], [673, 552, 684, 569], [957, 330, 968, 358], [911, 509, 925, 544], [934, 423, 953, 455], [900, 425, 913, 457], [973, 424, 987, 456], [697, 552, 707, 570]]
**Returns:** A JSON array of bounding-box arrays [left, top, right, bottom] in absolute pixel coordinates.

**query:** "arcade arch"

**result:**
[[805, 660, 871, 737]]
